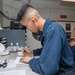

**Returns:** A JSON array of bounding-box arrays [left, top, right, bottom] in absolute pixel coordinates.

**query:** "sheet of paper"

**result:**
[[0, 59, 16, 68], [0, 69, 26, 75], [17, 52, 23, 56], [14, 57, 25, 65], [7, 60, 16, 68]]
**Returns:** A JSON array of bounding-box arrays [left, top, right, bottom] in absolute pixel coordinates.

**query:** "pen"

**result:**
[[27, 46, 30, 49], [23, 46, 30, 53], [25, 46, 30, 49]]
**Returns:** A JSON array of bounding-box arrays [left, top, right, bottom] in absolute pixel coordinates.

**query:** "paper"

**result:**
[[14, 57, 24, 65], [0, 69, 26, 75], [7, 60, 16, 68], [17, 52, 23, 56], [0, 59, 16, 68]]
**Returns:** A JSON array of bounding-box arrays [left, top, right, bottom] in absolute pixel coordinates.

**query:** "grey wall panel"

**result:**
[[0, 30, 25, 47]]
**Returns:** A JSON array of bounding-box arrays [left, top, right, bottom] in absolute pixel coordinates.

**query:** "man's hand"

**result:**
[[22, 48, 33, 55], [20, 56, 32, 63]]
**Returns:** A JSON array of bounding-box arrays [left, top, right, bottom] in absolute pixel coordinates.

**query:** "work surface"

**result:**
[[0, 52, 40, 75]]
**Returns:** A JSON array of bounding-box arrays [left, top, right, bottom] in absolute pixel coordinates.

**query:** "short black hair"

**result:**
[[17, 3, 34, 21], [68, 38, 75, 43]]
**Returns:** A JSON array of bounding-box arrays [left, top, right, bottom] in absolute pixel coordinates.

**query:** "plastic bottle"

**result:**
[[16, 43, 19, 51], [10, 43, 13, 52]]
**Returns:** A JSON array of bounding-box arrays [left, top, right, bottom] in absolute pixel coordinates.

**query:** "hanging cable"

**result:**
[[0, 11, 16, 20]]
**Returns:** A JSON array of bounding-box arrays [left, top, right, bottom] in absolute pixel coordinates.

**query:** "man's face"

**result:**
[[69, 41, 75, 46], [20, 19, 39, 33]]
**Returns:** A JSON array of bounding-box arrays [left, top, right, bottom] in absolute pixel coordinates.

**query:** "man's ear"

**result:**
[[30, 17, 37, 23]]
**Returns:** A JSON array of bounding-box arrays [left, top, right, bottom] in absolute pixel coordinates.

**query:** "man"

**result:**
[[17, 4, 74, 75], [69, 38, 75, 63]]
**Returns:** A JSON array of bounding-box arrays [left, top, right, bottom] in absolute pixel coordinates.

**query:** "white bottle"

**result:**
[[10, 43, 13, 52], [16, 43, 19, 51]]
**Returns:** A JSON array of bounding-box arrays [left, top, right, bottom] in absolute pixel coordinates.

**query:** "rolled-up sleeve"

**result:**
[[33, 48, 42, 56]]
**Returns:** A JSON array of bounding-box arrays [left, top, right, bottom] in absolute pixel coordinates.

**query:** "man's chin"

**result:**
[[33, 31, 39, 34]]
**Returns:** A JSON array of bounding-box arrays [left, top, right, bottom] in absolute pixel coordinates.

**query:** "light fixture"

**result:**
[[62, 0, 75, 2]]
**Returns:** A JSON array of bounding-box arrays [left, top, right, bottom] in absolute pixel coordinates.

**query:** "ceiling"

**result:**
[[14, 0, 61, 2], [39, 0, 61, 1], [15, 0, 75, 2], [14, 0, 75, 7], [33, 0, 60, 1]]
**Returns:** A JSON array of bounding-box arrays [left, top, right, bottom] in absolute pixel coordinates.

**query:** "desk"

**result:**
[[0, 53, 40, 75]]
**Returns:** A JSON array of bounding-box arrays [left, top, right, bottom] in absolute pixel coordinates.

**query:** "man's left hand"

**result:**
[[20, 56, 32, 63]]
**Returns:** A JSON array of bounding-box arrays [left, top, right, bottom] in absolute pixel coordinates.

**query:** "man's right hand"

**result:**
[[22, 48, 33, 55]]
